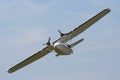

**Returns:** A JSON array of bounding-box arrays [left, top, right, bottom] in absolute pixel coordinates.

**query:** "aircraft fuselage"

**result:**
[[54, 42, 73, 56]]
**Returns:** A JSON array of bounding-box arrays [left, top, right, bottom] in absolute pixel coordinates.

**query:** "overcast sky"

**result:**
[[0, 0, 120, 80]]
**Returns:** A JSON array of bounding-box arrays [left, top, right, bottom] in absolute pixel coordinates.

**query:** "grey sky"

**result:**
[[0, 0, 120, 80]]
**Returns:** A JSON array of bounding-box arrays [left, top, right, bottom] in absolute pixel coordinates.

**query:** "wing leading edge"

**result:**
[[60, 8, 111, 42], [8, 45, 53, 73], [8, 8, 111, 73]]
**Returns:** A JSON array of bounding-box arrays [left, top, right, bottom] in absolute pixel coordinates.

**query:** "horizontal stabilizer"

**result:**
[[70, 39, 84, 48]]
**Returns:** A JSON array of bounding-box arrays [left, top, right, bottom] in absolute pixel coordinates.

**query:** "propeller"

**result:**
[[43, 37, 51, 45], [58, 30, 64, 36]]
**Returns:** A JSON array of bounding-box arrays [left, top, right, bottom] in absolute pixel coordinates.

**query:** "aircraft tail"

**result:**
[[70, 39, 84, 48]]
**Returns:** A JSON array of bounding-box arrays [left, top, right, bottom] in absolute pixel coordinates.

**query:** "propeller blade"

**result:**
[[48, 37, 51, 42], [58, 30, 64, 36], [58, 30, 61, 33], [42, 37, 51, 45]]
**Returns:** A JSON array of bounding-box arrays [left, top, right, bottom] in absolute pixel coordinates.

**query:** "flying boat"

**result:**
[[8, 8, 111, 73]]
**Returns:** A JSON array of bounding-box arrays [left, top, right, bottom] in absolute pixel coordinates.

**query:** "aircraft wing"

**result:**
[[8, 45, 53, 73], [8, 8, 111, 73], [59, 8, 111, 43]]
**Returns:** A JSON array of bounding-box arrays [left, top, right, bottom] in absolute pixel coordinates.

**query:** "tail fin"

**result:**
[[70, 39, 84, 48]]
